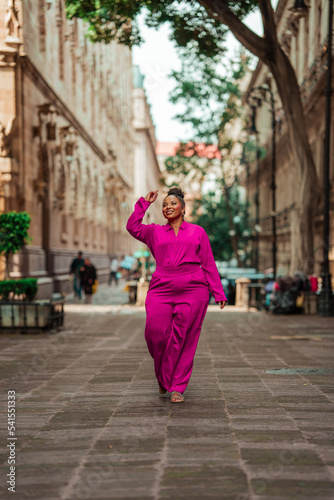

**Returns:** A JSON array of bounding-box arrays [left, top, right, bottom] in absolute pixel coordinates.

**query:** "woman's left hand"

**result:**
[[219, 301, 227, 310]]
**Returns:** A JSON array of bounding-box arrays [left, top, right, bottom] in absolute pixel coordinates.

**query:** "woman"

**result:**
[[126, 187, 227, 403], [80, 258, 97, 304]]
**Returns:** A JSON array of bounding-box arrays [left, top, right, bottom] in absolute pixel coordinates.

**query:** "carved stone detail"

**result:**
[[5, 0, 21, 45], [0, 117, 14, 157]]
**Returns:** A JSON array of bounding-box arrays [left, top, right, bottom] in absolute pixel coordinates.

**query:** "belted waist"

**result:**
[[154, 263, 202, 277]]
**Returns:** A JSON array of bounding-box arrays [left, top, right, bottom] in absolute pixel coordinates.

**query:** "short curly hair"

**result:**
[[164, 187, 185, 209]]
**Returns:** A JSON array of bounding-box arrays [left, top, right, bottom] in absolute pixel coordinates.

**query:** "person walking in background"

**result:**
[[228, 280, 236, 305], [109, 257, 120, 286], [80, 258, 97, 304], [220, 275, 230, 304], [70, 251, 84, 300], [126, 187, 227, 404]]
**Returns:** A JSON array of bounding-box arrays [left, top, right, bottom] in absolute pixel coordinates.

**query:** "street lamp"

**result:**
[[292, 0, 308, 8], [247, 84, 277, 281], [247, 102, 261, 271], [246, 97, 262, 274], [249, 107, 261, 274], [289, 0, 309, 17]]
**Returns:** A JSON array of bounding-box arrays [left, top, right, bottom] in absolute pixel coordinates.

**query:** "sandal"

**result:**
[[170, 391, 184, 403], [158, 383, 167, 394]]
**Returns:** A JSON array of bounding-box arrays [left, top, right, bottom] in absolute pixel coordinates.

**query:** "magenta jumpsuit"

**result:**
[[126, 197, 227, 394]]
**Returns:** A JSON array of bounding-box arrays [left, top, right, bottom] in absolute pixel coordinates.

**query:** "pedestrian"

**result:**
[[228, 280, 236, 305], [109, 257, 120, 286], [126, 187, 227, 403], [79, 258, 97, 304], [69, 251, 84, 300], [220, 275, 230, 304]]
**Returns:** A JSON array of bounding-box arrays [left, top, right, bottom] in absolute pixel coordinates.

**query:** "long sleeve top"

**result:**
[[126, 197, 227, 303]]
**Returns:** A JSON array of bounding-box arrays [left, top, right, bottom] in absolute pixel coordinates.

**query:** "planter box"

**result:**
[[0, 295, 65, 332]]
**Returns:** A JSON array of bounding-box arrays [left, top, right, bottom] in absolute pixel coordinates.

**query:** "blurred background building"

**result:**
[[132, 65, 163, 252], [0, 0, 160, 295], [243, 0, 334, 280]]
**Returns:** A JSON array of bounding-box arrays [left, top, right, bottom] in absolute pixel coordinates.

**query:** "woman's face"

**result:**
[[162, 195, 183, 221]]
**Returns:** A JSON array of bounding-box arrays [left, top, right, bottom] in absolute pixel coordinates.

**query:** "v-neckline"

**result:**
[[168, 220, 185, 237]]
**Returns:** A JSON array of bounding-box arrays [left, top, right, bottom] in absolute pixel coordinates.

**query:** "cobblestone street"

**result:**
[[1, 289, 334, 499]]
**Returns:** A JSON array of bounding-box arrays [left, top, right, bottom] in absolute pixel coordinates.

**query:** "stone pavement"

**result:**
[[66, 280, 129, 306], [1, 303, 334, 500]]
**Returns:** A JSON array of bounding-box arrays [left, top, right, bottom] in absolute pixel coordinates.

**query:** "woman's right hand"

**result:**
[[145, 190, 159, 203]]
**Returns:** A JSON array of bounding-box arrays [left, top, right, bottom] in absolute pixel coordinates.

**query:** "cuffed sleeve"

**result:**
[[126, 197, 155, 247], [198, 229, 228, 302]]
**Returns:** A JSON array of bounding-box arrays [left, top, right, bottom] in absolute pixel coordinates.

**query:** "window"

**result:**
[[61, 213, 67, 234], [316, 2, 322, 51], [91, 55, 96, 133], [71, 19, 78, 96], [57, 0, 65, 80], [304, 15, 309, 75], [82, 40, 87, 112], [38, 0, 46, 52]]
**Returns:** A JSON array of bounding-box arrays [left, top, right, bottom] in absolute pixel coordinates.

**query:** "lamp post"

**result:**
[[289, 0, 309, 17], [247, 85, 277, 281], [245, 106, 261, 272], [319, 0, 334, 316], [241, 142, 250, 224], [240, 144, 253, 267]]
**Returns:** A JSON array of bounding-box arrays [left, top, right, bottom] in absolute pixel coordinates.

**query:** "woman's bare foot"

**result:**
[[158, 383, 167, 394], [170, 391, 184, 403]]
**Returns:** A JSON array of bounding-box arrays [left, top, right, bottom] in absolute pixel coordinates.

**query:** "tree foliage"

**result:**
[[163, 50, 250, 266], [169, 47, 249, 143], [0, 278, 38, 301], [0, 212, 32, 279], [193, 189, 251, 263], [65, 1, 256, 52], [165, 50, 249, 175]]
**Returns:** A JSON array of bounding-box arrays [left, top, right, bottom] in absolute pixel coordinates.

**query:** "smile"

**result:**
[[166, 211, 174, 214]]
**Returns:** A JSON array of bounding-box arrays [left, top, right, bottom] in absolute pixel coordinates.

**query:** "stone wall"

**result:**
[[0, 0, 138, 295]]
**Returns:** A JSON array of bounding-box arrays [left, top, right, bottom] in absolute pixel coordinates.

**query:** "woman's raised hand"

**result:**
[[145, 190, 159, 203]]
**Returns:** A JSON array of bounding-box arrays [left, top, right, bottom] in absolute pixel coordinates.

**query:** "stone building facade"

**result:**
[[243, 0, 334, 278], [0, 0, 136, 295]]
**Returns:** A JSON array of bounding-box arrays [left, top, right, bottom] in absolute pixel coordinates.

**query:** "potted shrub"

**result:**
[[0, 212, 65, 331], [0, 211, 31, 279]]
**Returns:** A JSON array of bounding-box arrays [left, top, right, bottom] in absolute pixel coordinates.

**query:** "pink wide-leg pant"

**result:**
[[144, 264, 210, 393]]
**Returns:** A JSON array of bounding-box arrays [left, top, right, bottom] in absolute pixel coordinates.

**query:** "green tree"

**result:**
[[65, 0, 320, 274], [0, 212, 32, 280], [193, 189, 252, 264], [169, 46, 249, 143], [164, 51, 249, 266]]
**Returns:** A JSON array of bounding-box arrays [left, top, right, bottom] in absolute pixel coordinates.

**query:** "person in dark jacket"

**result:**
[[80, 258, 97, 304], [70, 251, 84, 299]]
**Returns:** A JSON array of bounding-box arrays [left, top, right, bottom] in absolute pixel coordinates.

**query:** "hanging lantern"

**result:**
[[289, 0, 309, 17]]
